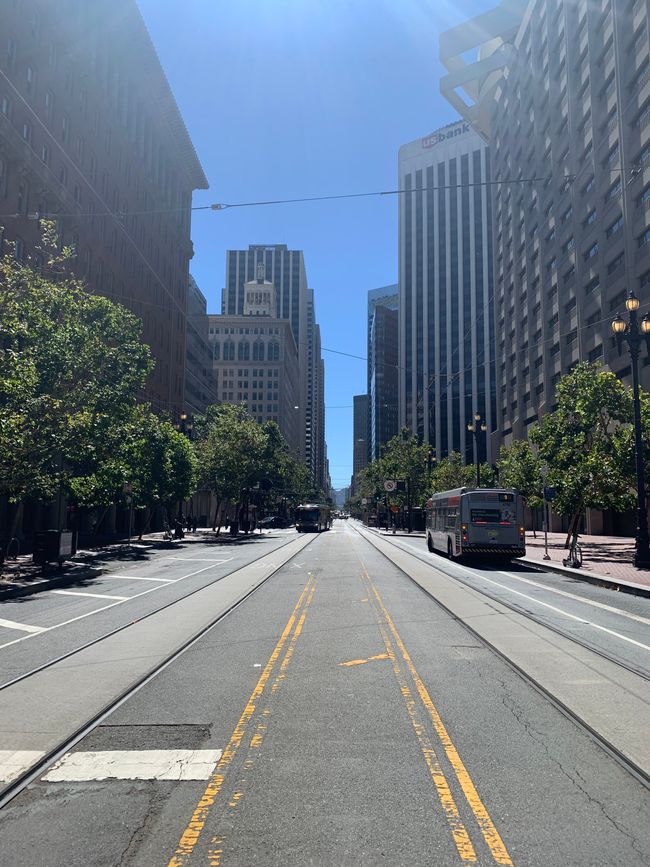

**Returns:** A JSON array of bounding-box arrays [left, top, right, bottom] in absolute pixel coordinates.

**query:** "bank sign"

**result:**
[[422, 122, 470, 148]]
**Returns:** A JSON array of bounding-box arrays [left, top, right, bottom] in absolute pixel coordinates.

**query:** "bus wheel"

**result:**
[[427, 534, 434, 553], [447, 538, 454, 560]]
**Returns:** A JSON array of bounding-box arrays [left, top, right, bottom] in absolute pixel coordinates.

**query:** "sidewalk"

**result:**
[[0, 527, 266, 600], [364, 523, 650, 596], [522, 531, 650, 592]]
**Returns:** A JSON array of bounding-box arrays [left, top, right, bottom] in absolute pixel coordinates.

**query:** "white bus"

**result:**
[[426, 488, 525, 561]]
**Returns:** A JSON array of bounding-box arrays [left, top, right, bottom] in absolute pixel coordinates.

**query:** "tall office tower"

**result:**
[[223, 245, 310, 459], [208, 268, 301, 454], [398, 120, 496, 466], [185, 276, 219, 415], [440, 0, 650, 452], [0, 0, 208, 416], [352, 394, 369, 494], [367, 285, 399, 461], [304, 289, 327, 490]]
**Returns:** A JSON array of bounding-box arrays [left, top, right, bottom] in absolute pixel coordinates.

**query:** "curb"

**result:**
[[0, 530, 280, 602], [0, 565, 101, 601], [520, 556, 650, 598]]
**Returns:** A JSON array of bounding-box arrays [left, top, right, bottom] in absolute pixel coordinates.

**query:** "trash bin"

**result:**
[[33, 530, 73, 566], [229, 521, 239, 537]]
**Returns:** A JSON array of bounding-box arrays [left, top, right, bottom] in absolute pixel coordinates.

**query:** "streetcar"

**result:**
[[426, 487, 525, 561], [295, 503, 331, 533]]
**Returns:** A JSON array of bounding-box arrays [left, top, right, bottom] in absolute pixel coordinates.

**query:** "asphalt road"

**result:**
[[0, 528, 301, 685], [0, 520, 648, 866], [372, 528, 650, 677]]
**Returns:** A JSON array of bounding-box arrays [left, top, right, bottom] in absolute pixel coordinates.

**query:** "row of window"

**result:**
[[212, 341, 282, 362]]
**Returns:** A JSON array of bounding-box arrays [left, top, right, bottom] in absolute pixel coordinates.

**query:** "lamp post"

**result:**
[[612, 291, 650, 568], [467, 412, 487, 488], [427, 446, 436, 492]]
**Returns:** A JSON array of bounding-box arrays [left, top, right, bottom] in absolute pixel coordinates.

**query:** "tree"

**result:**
[[497, 439, 543, 535], [123, 411, 197, 533], [530, 362, 636, 538], [0, 223, 153, 513], [431, 452, 475, 493], [194, 404, 268, 531]]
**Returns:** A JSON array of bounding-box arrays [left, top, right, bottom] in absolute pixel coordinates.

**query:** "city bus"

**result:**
[[426, 488, 525, 561], [295, 503, 331, 533]]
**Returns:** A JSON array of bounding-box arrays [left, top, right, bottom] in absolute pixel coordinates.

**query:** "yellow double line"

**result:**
[[359, 562, 513, 865], [167, 574, 317, 867]]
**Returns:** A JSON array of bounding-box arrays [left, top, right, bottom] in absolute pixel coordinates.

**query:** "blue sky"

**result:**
[[137, 0, 491, 490]]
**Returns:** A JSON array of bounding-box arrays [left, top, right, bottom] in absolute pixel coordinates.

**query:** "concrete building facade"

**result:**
[[352, 394, 369, 494], [398, 120, 496, 466], [0, 0, 208, 417], [440, 0, 650, 454], [367, 285, 399, 461], [222, 245, 327, 488], [185, 276, 219, 416], [208, 270, 301, 455]]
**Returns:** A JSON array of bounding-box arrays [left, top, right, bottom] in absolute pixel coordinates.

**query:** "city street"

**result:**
[[0, 520, 648, 865]]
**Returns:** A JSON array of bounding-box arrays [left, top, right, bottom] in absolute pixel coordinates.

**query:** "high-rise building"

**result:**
[[367, 285, 399, 461], [185, 276, 219, 416], [222, 245, 327, 486], [398, 120, 496, 466], [208, 267, 300, 454], [440, 0, 650, 451], [305, 290, 327, 491], [0, 0, 208, 416], [352, 394, 369, 494]]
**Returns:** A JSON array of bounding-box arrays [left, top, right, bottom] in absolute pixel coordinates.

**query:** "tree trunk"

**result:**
[[565, 510, 581, 548], [212, 496, 222, 533]]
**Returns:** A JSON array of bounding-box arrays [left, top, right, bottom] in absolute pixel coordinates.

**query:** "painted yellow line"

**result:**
[[206, 579, 319, 866], [364, 567, 514, 866], [167, 574, 315, 867], [358, 576, 477, 862], [338, 652, 390, 667]]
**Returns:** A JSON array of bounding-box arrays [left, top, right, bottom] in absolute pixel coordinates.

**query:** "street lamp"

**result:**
[[427, 446, 436, 491], [612, 291, 650, 568], [467, 412, 488, 487]]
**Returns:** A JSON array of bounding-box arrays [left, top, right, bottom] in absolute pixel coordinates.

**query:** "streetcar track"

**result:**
[[351, 523, 650, 791], [363, 528, 650, 682], [0, 532, 317, 810], [0, 533, 301, 692]]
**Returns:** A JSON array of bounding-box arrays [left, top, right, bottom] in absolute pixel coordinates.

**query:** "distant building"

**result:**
[[208, 266, 300, 454], [351, 394, 369, 494], [0, 0, 208, 417], [222, 245, 326, 486], [185, 276, 219, 415], [398, 120, 496, 465], [368, 286, 399, 461]]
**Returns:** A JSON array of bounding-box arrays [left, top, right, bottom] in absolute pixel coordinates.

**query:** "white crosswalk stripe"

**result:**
[[43, 749, 223, 781]]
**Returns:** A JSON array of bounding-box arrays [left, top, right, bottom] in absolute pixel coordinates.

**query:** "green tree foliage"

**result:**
[[497, 440, 543, 511], [530, 362, 635, 529], [357, 430, 431, 508], [431, 452, 476, 493], [126, 411, 198, 511], [0, 223, 153, 505]]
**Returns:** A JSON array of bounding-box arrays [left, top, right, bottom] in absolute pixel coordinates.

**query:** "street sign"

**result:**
[[384, 480, 397, 492], [361, 498, 368, 505], [543, 486, 557, 501], [390, 505, 399, 513]]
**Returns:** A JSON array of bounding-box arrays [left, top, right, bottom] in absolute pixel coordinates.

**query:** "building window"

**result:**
[[237, 341, 250, 361], [213, 342, 220, 361], [21, 122, 31, 144], [638, 226, 650, 247], [40, 143, 49, 165], [61, 115, 69, 143], [583, 242, 598, 260], [606, 215, 624, 237]]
